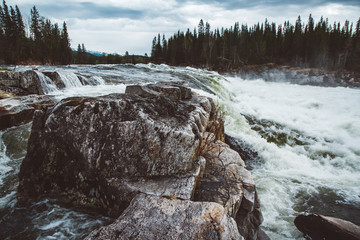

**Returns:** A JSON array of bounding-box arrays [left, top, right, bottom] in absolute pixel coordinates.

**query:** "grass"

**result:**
[[0, 67, 10, 71]]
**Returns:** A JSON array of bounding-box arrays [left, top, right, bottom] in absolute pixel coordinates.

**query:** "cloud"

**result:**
[[4, 0, 360, 55], [181, 0, 360, 10]]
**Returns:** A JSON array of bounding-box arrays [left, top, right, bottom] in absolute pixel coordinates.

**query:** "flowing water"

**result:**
[[0, 64, 359, 239]]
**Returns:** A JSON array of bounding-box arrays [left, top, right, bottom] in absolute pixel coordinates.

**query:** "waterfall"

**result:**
[[57, 71, 83, 88], [34, 71, 58, 94], [83, 76, 106, 85]]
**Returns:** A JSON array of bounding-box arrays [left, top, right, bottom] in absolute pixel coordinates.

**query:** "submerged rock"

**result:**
[[225, 133, 259, 163], [85, 193, 243, 240], [18, 83, 213, 217], [294, 214, 360, 240], [0, 95, 55, 130]]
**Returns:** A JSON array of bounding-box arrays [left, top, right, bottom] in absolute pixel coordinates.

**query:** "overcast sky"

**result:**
[[5, 0, 360, 55]]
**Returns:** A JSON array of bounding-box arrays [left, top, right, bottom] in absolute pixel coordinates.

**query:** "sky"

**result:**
[[5, 0, 360, 55]]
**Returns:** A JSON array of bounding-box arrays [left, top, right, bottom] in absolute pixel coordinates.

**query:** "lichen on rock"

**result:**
[[17, 82, 264, 239]]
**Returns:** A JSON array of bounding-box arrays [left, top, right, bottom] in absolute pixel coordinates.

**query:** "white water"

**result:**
[[1, 64, 359, 239], [52, 84, 127, 101], [219, 77, 360, 239], [34, 71, 58, 94], [56, 70, 83, 88]]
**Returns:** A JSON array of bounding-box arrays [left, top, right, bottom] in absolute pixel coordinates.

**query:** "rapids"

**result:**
[[0, 64, 359, 239]]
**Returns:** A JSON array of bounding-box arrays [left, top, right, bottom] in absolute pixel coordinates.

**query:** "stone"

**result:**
[[225, 134, 259, 163], [195, 140, 246, 216], [194, 140, 263, 240], [18, 83, 214, 217], [43, 71, 66, 89], [294, 214, 360, 240], [235, 191, 263, 240], [0, 71, 21, 88], [0, 95, 55, 130], [257, 228, 271, 240], [0, 71, 29, 95], [20, 70, 58, 94], [125, 82, 192, 101], [84, 193, 243, 240], [237, 64, 360, 88]]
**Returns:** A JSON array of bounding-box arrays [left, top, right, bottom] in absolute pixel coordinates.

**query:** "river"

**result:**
[[1, 64, 359, 239]]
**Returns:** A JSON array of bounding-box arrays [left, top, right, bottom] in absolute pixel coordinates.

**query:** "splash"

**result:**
[[56, 71, 83, 88]]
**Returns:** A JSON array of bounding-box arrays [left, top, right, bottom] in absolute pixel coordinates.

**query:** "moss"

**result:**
[[0, 67, 10, 71]]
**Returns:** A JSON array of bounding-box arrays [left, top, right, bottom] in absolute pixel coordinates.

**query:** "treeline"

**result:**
[[75, 44, 149, 65], [151, 16, 360, 72], [0, 0, 72, 64], [0, 1, 147, 65]]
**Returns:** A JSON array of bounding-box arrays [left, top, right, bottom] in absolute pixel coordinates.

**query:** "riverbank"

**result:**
[[228, 63, 360, 88]]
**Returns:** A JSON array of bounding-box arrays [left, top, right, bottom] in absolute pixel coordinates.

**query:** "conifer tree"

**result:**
[[60, 22, 72, 64], [151, 16, 359, 72]]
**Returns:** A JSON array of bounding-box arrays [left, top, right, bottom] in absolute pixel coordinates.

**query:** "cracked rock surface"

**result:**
[[85, 193, 243, 240]]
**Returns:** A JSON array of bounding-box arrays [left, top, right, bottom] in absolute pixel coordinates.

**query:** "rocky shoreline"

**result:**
[[1, 67, 360, 239], [224, 63, 360, 88]]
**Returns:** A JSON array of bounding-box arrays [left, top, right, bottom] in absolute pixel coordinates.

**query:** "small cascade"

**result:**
[[0, 132, 10, 187], [57, 71, 83, 88], [86, 76, 106, 85], [34, 71, 58, 94]]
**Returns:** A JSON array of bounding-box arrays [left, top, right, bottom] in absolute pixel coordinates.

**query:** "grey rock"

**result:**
[[85, 193, 243, 240], [294, 214, 360, 240], [125, 82, 192, 101], [18, 83, 213, 217], [225, 133, 259, 163], [235, 190, 263, 240], [194, 140, 263, 240], [0, 95, 55, 130], [43, 71, 66, 89], [0, 71, 29, 95], [237, 64, 360, 88], [257, 228, 271, 240], [1, 70, 57, 95], [20, 70, 57, 94], [195, 140, 246, 216], [0, 71, 21, 87]]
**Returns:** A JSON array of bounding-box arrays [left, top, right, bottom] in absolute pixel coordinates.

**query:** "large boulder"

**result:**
[[18, 82, 265, 238], [43, 72, 66, 89], [0, 70, 21, 88], [85, 193, 243, 240], [194, 140, 263, 240], [0, 70, 58, 95], [294, 214, 360, 240], [0, 70, 28, 95], [18, 83, 214, 217], [20, 70, 58, 94], [0, 95, 55, 130]]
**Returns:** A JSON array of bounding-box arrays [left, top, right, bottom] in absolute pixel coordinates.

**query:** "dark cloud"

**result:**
[[182, 0, 360, 10], [9, 0, 359, 21], [10, 1, 145, 20]]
